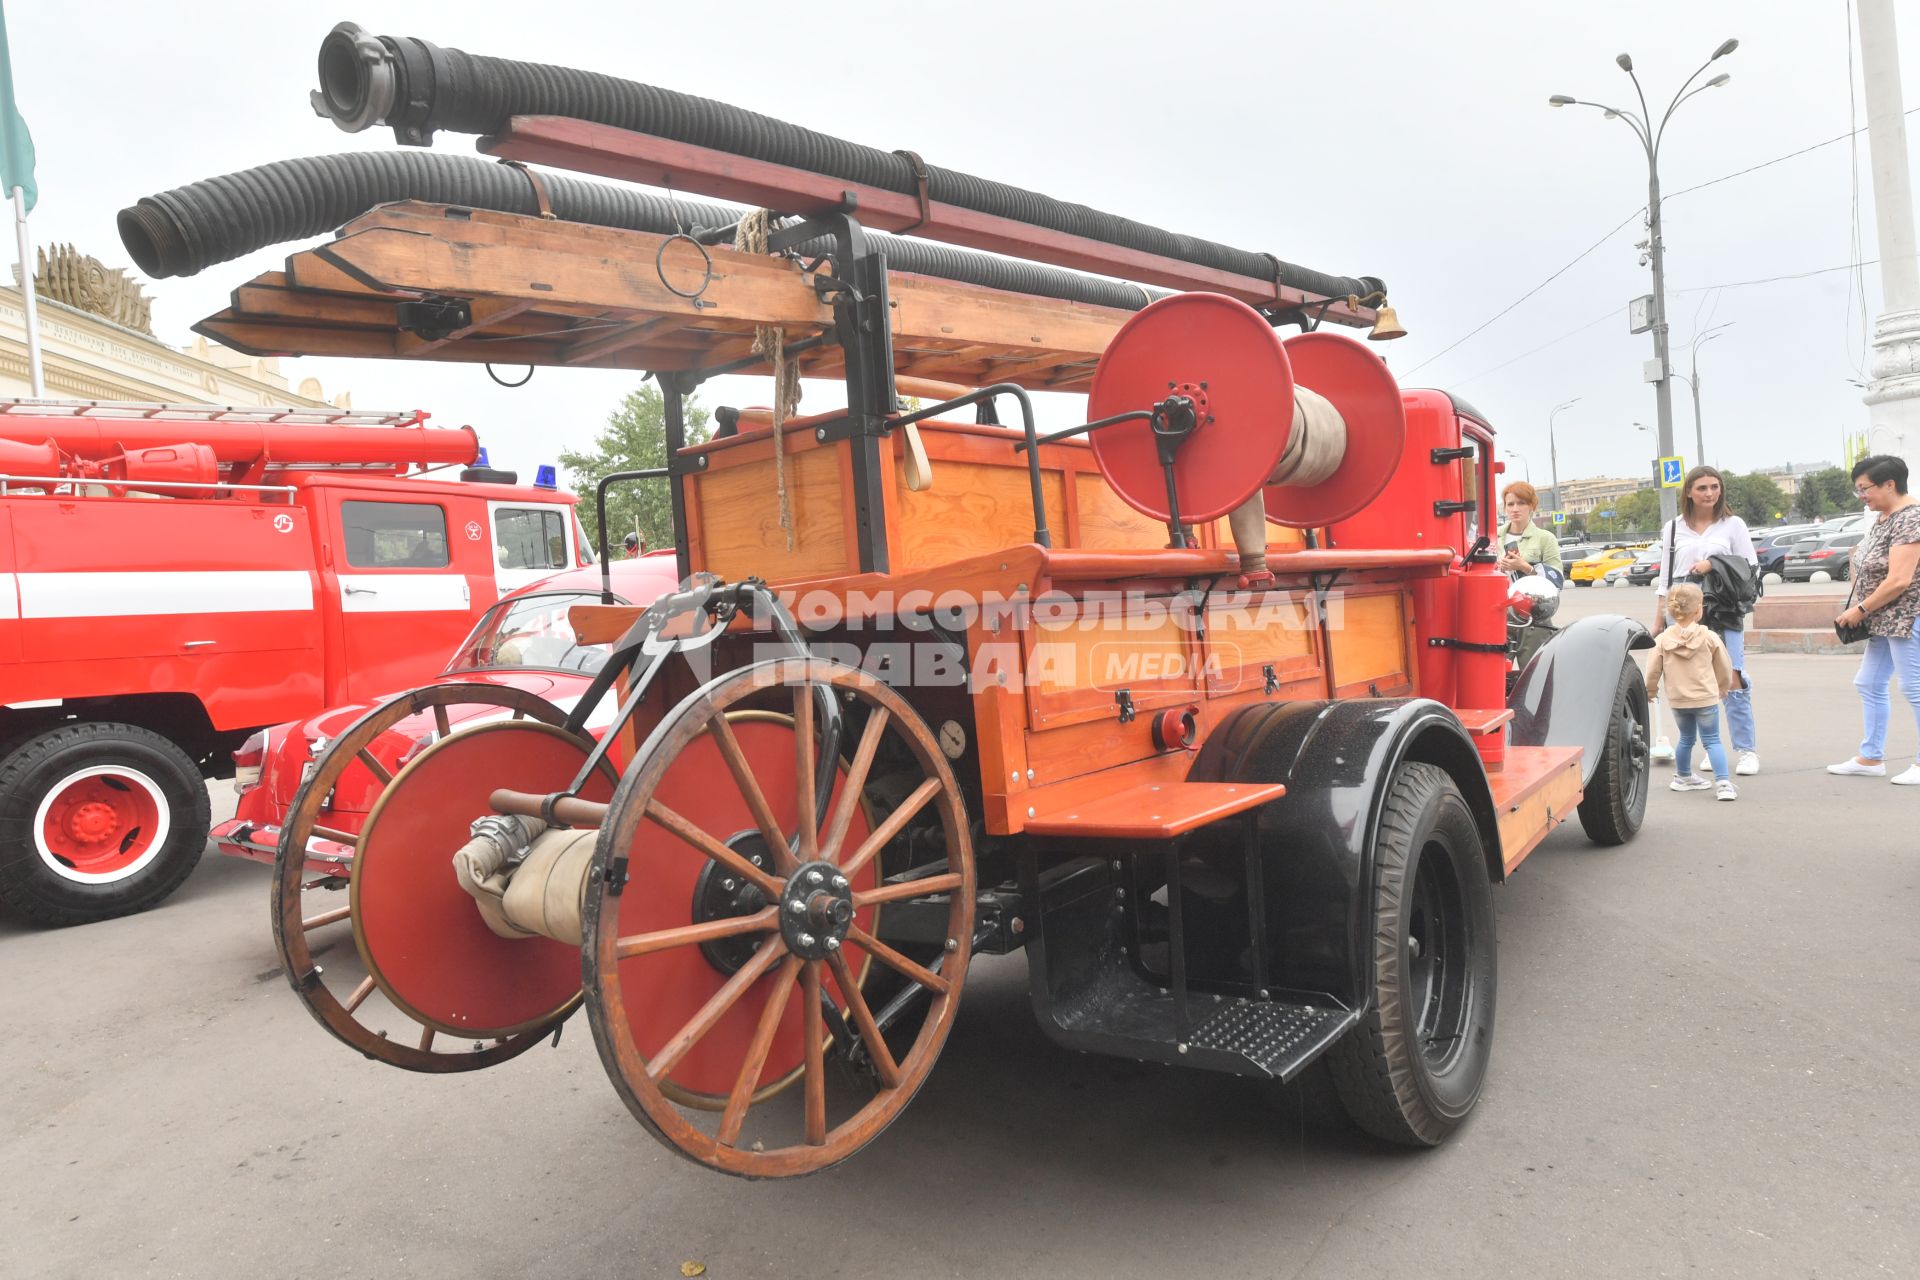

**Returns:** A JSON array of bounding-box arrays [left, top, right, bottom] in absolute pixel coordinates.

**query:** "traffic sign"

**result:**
[[1659, 456, 1685, 487], [1551, 511, 1567, 526], [1596, 509, 1616, 518]]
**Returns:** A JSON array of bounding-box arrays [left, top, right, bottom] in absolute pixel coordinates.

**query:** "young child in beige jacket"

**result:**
[[1644, 583, 1737, 799]]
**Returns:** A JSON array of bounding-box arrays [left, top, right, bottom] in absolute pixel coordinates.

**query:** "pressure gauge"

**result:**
[[937, 720, 967, 760]]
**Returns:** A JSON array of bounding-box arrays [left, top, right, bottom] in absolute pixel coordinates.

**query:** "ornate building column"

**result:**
[[1860, 0, 1920, 468]]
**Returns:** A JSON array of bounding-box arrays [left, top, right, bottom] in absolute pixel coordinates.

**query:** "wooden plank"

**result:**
[[285, 249, 407, 297], [481, 116, 1382, 328], [1025, 779, 1287, 840], [1490, 746, 1585, 874], [892, 454, 1066, 572], [317, 221, 834, 330], [1327, 589, 1413, 697], [690, 439, 850, 582]]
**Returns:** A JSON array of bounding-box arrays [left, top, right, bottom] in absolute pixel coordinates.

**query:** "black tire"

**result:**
[[0, 722, 210, 927], [1576, 658, 1650, 846], [1327, 762, 1497, 1147]]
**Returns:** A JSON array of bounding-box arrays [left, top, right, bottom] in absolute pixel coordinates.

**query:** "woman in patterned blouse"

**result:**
[[1828, 455, 1920, 784]]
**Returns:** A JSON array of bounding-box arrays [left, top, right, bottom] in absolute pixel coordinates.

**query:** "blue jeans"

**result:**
[[1719, 627, 1756, 754], [1854, 634, 1920, 761], [1675, 706, 1730, 780]]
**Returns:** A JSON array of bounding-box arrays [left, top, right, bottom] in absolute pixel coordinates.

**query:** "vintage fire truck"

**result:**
[[0, 401, 594, 925], [122, 22, 1654, 1174]]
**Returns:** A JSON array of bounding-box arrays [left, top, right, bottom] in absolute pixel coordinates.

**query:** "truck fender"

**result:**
[[1186, 698, 1501, 1011], [1507, 613, 1652, 788]]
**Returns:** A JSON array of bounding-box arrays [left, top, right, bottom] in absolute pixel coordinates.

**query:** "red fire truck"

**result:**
[[0, 400, 596, 926]]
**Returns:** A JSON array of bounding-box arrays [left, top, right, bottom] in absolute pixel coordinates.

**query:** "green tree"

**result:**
[[1793, 467, 1851, 520], [1615, 487, 1662, 534], [560, 385, 710, 554], [1723, 472, 1788, 527]]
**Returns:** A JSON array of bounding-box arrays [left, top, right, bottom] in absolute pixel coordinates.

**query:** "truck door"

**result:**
[[330, 496, 476, 700], [488, 500, 577, 595]]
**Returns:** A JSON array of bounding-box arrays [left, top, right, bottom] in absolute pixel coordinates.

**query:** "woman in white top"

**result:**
[[1654, 466, 1761, 773]]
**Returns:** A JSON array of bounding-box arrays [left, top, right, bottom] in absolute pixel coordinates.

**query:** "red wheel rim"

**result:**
[[1088, 292, 1296, 524], [612, 713, 878, 1104], [34, 766, 168, 884], [1262, 331, 1406, 528], [351, 722, 614, 1039]]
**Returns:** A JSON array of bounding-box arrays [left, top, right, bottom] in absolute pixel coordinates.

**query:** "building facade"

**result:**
[[1, 246, 345, 409]]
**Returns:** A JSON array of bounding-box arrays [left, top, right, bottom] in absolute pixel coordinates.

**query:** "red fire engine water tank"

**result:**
[[1454, 554, 1509, 764]]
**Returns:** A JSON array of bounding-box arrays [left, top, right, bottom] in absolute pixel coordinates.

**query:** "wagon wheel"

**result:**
[[273, 683, 615, 1072], [583, 657, 974, 1177]]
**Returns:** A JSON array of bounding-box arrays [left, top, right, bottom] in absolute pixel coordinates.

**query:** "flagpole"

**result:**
[[12, 183, 41, 397]]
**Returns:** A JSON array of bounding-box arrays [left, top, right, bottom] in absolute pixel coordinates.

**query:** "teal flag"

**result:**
[[0, 4, 35, 211]]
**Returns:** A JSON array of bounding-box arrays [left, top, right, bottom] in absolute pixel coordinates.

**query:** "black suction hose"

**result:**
[[116, 151, 1167, 315], [310, 21, 1383, 305]]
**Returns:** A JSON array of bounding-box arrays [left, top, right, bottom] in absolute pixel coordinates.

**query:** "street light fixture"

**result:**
[[1551, 37, 1739, 527], [1548, 396, 1580, 511], [1675, 322, 1735, 467]]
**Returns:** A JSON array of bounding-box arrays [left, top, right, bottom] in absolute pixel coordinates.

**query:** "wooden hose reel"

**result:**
[[1086, 293, 1406, 569], [278, 600, 973, 1177]]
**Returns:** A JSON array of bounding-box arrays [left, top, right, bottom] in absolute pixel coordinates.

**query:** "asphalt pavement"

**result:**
[[3, 582, 1915, 1279]]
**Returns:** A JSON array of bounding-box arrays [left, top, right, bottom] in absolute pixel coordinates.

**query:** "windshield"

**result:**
[[447, 590, 615, 674]]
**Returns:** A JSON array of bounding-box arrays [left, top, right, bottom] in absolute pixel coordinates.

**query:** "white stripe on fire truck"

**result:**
[[14, 571, 315, 618], [336, 574, 470, 613]]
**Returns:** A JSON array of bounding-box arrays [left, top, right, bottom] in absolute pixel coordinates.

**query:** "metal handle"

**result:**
[[344, 586, 377, 596], [182, 639, 216, 648]]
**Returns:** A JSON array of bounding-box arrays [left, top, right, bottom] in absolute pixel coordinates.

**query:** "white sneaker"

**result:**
[[1892, 765, 1920, 786], [1735, 751, 1760, 776], [1715, 780, 1738, 802], [1827, 759, 1887, 777], [1651, 737, 1675, 764], [1670, 775, 1712, 792]]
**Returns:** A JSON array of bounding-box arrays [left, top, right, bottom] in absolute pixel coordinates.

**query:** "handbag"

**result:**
[[1834, 553, 1871, 644]]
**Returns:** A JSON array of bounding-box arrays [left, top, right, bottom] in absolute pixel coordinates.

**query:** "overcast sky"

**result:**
[[12, 1, 1917, 490]]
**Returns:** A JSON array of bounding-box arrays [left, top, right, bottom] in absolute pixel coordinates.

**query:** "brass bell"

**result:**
[[1367, 301, 1407, 342]]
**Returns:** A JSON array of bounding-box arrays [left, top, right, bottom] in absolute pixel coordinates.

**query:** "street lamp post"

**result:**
[[1548, 397, 1580, 512], [1676, 322, 1733, 468], [1552, 38, 1738, 527]]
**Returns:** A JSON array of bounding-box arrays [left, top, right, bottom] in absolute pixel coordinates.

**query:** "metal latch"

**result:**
[[1115, 689, 1136, 724], [1263, 664, 1279, 695]]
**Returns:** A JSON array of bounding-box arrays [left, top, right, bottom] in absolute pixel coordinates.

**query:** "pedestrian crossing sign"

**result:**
[[1659, 456, 1685, 487]]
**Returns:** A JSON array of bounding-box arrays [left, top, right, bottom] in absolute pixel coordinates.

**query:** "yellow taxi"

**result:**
[[1568, 545, 1647, 586]]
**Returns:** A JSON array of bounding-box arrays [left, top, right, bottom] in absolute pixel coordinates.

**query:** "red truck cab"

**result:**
[[0, 400, 595, 926]]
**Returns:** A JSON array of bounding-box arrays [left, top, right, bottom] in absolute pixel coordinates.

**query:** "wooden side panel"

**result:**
[[893, 456, 1065, 571], [1025, 606, 1201, 731], [1074, 474, 1175, 551], [1326, 588, 1415, 697], [1203, 592, 1321, 696], [691, 444, 850, 583]]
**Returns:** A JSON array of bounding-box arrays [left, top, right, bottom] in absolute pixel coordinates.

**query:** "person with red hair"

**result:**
[[1498, 481, 1562, 577]]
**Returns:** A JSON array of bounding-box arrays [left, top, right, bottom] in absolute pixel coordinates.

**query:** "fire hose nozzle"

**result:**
[[312, 22, 400, 135]]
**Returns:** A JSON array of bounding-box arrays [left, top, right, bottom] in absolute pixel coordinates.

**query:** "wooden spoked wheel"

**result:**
[[273, 683, 613, 1073], [583, 658, 975, 1177]]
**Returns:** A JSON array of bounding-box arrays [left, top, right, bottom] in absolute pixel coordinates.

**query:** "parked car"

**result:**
[[1780, 532, 1864, 583], [210, 553, 681, 873], [1619, 547, 1664, 586], [1756, 527, 1823, 578], [1569, 545, 1645, 586]]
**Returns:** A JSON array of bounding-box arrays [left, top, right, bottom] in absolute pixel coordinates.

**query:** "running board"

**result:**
[[1047, 958, 1358, 1081]]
